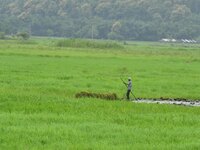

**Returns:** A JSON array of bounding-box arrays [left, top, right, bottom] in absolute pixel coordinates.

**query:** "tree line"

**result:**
[[0, 0, 200, 41]]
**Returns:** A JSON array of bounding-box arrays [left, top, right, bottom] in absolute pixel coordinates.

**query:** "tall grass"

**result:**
[[56, 39, 124, 49]]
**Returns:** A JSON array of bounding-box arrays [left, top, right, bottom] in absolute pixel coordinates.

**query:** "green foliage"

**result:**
[[0, 0, 200, 40], [0, 32, 5, 39], [108, 32, 124, 40], [56, 39, 124, 49], [16, 32, 30, 40]]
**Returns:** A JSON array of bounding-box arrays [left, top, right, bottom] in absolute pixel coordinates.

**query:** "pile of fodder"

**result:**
[[56, 39, 123, 49], [75, 91, 118, 100]]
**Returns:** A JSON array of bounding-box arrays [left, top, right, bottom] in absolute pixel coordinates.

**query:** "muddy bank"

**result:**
[[132, 98, 200, 107]]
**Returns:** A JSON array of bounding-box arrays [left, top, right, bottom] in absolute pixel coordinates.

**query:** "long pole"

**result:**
[[120, 77, 137, 100]]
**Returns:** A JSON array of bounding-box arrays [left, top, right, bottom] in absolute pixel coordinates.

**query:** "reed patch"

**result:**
[[75, 91, 118, 100]]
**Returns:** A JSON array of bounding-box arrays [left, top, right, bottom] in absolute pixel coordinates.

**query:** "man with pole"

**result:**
[[121, 77, 136, 100]]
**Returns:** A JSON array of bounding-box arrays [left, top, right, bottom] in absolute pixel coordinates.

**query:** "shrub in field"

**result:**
[[16, 32, 30, 40], [56, 39, 123, 49], [75, 91, 118, 100]]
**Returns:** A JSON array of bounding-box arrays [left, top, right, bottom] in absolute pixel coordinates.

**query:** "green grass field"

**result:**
[[0, 38, 200, 149]]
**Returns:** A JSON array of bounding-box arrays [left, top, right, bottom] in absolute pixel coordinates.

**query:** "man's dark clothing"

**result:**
[[126, 89, 131, 100], [126, 80, 132, 100]]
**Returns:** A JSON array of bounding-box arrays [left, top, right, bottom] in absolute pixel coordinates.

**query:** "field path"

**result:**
[[133, 99, 200, 107]]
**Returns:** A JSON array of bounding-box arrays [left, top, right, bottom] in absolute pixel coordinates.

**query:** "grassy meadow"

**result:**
[[0, 38, 200, 149]]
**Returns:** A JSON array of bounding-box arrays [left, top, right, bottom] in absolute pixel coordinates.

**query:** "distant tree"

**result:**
[[81, 3, 92, 18], [0, 32, 5, 39], [47, 29, 54, 36], [17, 32, 30, 40], [1, 0, 200, 41], [108, 32, 123, 40], [170, 4, 191, 21], [111, 21, 122, 33], [95, 2, 111, 18], [97, 22, 112, 39]]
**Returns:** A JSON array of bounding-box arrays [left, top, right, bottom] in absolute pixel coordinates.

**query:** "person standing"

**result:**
[[126, 77, 132, 100], [122, 77, 132, 100]]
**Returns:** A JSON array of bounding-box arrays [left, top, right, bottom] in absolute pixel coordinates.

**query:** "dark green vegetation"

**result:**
[[1, 0, 200, 40], [0, 38, 200, 149], [56, 39, 123, 49], [75, 91, 118, 100]]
